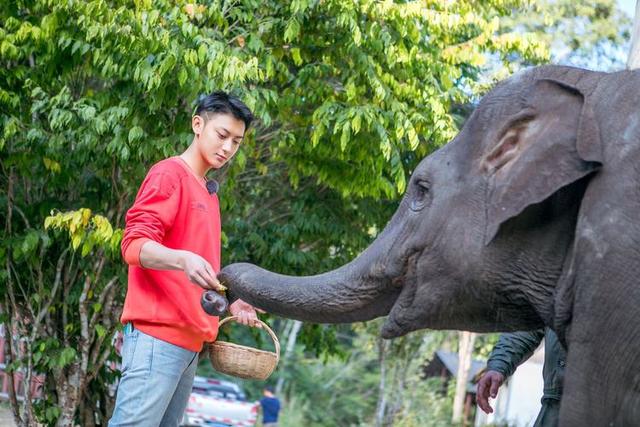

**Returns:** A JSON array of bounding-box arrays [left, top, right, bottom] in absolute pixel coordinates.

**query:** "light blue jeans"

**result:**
[[109, 324, 198, 427]]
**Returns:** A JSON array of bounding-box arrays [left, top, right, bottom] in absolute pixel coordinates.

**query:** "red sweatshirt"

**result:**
[[120, 157, 220, 351]]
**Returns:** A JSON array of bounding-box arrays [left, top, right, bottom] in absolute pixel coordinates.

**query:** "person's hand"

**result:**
[[476, 370, 505, 414], [179, 251, 226, 292], [229, 299, 265, 328]]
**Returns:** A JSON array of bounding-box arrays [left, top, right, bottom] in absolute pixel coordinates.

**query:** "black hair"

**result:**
[[264, 385, 274, 393], [194, 91, 254, 130]]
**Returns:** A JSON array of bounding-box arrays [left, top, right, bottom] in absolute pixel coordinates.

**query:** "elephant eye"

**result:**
[[410, 179, 430, 211]]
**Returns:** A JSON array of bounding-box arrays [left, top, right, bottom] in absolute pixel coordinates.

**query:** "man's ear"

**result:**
[[192, 115, 205, 137]]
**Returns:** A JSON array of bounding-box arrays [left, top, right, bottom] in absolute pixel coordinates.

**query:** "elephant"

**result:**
[[219, 65, 640, 425]]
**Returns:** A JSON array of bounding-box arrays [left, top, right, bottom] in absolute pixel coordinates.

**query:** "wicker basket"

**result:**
[[207, 316, 280, 380]]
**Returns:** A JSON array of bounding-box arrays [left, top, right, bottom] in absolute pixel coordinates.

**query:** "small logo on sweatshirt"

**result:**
[[191, 201, 208, 212]]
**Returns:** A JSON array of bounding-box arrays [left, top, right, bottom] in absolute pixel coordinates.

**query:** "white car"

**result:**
[[182, 377, 259, 426]]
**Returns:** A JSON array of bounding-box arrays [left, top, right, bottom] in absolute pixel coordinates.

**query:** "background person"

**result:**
[[476, 328, 565, 427], [259, 385, 281, 427]]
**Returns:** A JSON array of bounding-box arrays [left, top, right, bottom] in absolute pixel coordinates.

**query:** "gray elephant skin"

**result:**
[[220, 65, 640, 426]]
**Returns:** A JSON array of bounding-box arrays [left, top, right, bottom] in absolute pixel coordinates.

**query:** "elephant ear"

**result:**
[[482, 78, 603, 245]]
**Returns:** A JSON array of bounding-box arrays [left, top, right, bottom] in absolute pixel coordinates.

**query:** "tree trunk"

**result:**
[[375, 338, 389, 427], [628, 0, 640, 69], [80, 394, 97, 427], [20, 343, 37, 426], [2, 320, 23, 426], [385, 359, 408, 426], [56, 366, 81, 427], [452, 331, 476, 424], [275, 319, 302, 396]]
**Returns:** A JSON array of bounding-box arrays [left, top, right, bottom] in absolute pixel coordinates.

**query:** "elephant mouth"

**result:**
[[381, 287, 417, 338], [381, 251, 421, 338]]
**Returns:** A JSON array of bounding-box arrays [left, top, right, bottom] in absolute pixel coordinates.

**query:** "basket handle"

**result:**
[[218, 316, 281, 362]]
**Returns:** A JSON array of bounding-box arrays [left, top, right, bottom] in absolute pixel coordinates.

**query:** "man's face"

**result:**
[[193, 112, 246, 169]]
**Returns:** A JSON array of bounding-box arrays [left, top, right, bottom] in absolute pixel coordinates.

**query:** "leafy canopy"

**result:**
[[1, 0, 549, 424]]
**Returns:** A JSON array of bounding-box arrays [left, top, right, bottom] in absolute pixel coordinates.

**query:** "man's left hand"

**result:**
[[229, 299, 265, 327]]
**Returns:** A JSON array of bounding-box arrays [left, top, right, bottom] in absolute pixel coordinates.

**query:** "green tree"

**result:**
[[1, 0, 547, 425], [503, 0, 631, 70]]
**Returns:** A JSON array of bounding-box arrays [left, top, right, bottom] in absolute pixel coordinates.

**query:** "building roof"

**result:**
[[423, 350, 486, 393]]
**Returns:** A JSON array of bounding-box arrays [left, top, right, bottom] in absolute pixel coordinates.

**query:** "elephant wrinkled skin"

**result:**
[[220, 65, 640, 425]]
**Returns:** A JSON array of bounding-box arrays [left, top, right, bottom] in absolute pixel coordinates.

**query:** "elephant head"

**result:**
[[221, 65, 640, 424], [221, 65, 607, 340]]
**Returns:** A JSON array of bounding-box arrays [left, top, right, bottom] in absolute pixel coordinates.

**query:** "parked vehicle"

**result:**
[[182, 376, 258, 426]]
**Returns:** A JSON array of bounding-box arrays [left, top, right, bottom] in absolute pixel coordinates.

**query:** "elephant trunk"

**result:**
[[219, 225, 404, 323]]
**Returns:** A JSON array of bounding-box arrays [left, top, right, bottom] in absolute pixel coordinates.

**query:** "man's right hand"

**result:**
[[476, 370, 505, 414], [179, 251, 225, 292]]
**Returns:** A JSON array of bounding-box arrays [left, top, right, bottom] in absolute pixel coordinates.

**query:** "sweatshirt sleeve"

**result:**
[[486, 329, 545, 378], [121, 171, 181, 266]]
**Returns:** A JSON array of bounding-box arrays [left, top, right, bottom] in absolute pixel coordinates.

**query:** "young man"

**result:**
[[109, 92, 262, 426], [259, 386, 281, 427]]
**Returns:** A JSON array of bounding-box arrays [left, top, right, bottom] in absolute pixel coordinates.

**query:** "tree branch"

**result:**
[[62, 251, 78, 347], [1, 310, 23, 426], [31, 248, 69, 341], [11, 205, 31, 230], [79, 274, 92, 374], [89, 276, 118, 333], [5, 167, 13, 234], [257, 211, 293, 228]]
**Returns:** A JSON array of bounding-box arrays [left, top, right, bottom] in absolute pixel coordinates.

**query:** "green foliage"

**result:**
[[45, 208, 122, 255], [265, 321, 460, 426], [277, 329, 383, 426], [391, 378, 459, 427], [475, 333, 501, 358], [503, 0, 631, 69], [0, 0, 626, 424]]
